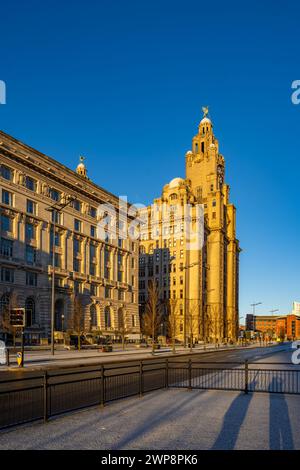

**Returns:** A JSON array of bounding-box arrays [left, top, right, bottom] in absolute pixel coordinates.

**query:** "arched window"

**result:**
[[118, 308, 124, 330], [139, 245, 146, 255], [90, 304, 97, 328], [170, 193, 178, 201], [0, 293, 10, 323], [104, 306, 111, 329], [25, 297, 35, 327]]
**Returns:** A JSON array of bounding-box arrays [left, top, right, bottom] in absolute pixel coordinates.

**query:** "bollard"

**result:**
[[188, 359, 192, 390], [43, 371, 48, 422], [139, 361, 144, 397], [244, 359, 249, 394], [165, 359, 169, 388], [100, 364, 105, 407]]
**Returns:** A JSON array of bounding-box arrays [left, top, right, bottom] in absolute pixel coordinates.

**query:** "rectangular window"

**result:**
[[0, 214, 11, 232], [73, 200, 81, 212], [26, 199, 36, 215], [1, 165, 12, 180], [90, 244, 96, 259], [51, 210, 61, 224], [50, 188, 60, 201], [2, 190, 12, 206], [105, 287, 111, 298], [26, 245, 36, 265], [0, 238, 13, 257], [54, 253, 61, 268], [90, 263, 96, 276], [90, 225, 96, 237], [73, 239, 80, 255], [74, 281, 81, 294], [26, 271, 37, 286], [50, 231, 60, 247], [25, 176, 37, 192], [73, 258, 80, 273], [74, 219, 81, 232], [1, 267, 14, 283], [90, 206, 97, 218], [91, 284, 98, 296], [25, 223, 35, 240]]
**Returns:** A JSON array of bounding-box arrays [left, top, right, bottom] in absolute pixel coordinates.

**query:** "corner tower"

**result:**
[[186, 108, 240, 341]]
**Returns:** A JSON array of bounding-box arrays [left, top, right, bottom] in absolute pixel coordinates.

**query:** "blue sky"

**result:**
[[1, 0, 300, 322]]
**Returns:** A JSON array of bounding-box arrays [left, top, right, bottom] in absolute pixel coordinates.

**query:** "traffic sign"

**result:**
[[10, 308, 25, 327]]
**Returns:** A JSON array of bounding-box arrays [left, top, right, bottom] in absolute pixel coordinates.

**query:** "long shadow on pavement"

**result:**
[[269, 377, 294, 450], [211, 380, 257, 450]]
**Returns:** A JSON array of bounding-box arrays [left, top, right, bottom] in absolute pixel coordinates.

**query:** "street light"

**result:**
[[61, 314, 65, 332], [270, 309, 279, 315], [180, 261, 201, 348], [46, 195, 76, 355], [250, 302, 262, 316]]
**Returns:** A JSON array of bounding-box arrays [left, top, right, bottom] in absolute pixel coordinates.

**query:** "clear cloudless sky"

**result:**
[[1, 0, 300, 323]]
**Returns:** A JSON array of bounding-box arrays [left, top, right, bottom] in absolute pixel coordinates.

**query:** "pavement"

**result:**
[[0, 345, 299, 450], [0, 388, 299, 450]]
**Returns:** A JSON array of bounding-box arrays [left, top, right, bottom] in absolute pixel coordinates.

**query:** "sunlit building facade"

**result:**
[[138, 112, 240, 343], [0, 130, 140, 343]]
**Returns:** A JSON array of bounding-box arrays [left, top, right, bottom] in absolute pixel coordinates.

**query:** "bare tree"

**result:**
[[186, 300, 199, 352], [0, 291, 19, 346], [72, 295, 86, 350], [115, 311, 133, 350], [142, 281, 163, 354], [167, 299, 179, 354]]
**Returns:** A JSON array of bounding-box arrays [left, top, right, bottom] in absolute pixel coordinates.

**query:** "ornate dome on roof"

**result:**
[[200, 116, 212, 125], [169, 177, 185, 188], [76, 156, 87, 178]]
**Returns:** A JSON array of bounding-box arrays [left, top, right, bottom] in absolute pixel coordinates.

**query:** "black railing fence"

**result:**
[[0, 358, 299, 430]]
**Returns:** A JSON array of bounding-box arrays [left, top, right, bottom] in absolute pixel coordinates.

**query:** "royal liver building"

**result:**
[[138, 110, 240, 343]]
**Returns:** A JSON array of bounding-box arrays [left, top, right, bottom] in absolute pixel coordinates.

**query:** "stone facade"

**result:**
[[0, 130, 140, 343], [138, 112, 240, 343]]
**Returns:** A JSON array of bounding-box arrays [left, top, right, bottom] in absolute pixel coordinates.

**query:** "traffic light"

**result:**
[[9, 308, 25, 327]]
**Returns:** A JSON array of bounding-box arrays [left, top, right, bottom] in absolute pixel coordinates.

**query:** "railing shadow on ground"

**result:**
[[269, 377, 294, 450], [211, 379, 257, 450]]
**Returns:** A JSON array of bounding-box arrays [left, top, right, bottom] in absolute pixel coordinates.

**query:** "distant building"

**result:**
[[245, 303, 300, 340]]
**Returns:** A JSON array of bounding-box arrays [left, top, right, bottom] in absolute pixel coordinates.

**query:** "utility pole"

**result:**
[[180, 261, 201, 348], [46, 195, 76, 355]]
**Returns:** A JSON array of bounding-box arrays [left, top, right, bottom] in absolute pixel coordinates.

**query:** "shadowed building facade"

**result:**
[[138, 111, 240, 343], [0, 130, 140, 343]]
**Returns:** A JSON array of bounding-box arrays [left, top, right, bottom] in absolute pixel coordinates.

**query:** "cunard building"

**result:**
[[138, 110, 240, 343], [0, 130, 140, 344]]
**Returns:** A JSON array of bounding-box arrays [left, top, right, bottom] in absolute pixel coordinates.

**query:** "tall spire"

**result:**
[[76, 155, 88, 178]]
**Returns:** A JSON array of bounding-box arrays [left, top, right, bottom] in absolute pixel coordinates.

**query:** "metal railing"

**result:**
[[0, 358, 299, 430]]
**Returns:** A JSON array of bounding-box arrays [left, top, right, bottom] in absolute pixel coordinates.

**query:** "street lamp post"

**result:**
[[250, 301, 262, 316], [61, 314, 65, 332], [180, 261, 201, 348], [46, 195, 76, 355]]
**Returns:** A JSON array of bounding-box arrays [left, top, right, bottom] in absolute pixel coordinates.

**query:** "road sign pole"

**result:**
[[20, 329, 25, 367]]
